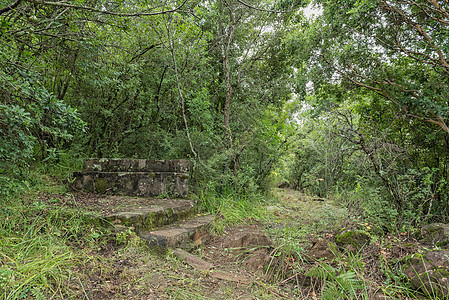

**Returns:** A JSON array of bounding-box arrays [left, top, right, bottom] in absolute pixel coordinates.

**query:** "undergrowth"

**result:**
[[0, 194, 111, 299], [196, 188, 276, 233], [0, 155, 110, 299], [0, 158, 443, 299]]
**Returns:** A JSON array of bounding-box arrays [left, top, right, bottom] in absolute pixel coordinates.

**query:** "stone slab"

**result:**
[[104, 199, 195, 232], [83, 158, 189, 173], [72, 171, 189, 198], [172, 248, 214, 271], [140, 214, 214, 250], [171, 248, 251, 283], [210, 270, 251, 284]]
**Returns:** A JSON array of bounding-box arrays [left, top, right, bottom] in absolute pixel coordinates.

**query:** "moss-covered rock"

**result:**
[[419, 223, 449, 248], [402, 250, 449, 299], [94, 178, 108, 193], [335, 229, 370, 252]]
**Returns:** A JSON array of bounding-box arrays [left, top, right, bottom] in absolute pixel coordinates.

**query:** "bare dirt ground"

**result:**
[[36, 188, 427, 299]]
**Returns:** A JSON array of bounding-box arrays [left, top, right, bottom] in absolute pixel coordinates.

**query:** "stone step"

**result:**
[[139, 214, 214, 252], [103, 198, 195, 232], [83, 158, 189, 173], [172, 249, 251, 283], [72, 171, 188, 198]]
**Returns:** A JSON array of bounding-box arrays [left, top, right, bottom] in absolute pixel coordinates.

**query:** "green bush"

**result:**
[[0, 104, 35, 177], [0, 70, 85, 178]]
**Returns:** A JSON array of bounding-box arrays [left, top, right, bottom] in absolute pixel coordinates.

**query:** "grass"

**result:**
[[214, 188, 439, 300], [197, 189, 277, 233], [0, 195, 109, 299], [0, 159, 110, 299], [0, 160, 445, 299], [0, 167, 286, 299]]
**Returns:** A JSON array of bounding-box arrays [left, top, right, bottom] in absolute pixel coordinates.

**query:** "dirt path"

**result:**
[[80, 188, 348, 299], [37, 188, 423, 299]]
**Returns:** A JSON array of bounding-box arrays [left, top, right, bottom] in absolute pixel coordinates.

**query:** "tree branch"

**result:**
[[380, 0, 449, 71], [426, 0, 449, 21], [0, 0, 22, 15], [235, 0, 299, 13], [128, 43, 161, 63], [28, 0, 188, 17], [322, 55, 449, 135]]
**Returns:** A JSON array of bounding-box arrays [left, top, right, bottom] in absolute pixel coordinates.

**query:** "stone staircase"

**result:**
[[73, 158, 213, 253]]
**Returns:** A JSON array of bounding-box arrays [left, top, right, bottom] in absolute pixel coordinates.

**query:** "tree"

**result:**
[[305, 0, 449, 134], [0, 0, 304, 195], [0, 0, 88, 175]]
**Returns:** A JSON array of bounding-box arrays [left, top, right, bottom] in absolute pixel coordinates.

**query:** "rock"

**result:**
[[83, 158, 190, 173], [104, 199, 195, 232], [193, 229, 209, 246], [403, 250, 449, 299], [73, 158, 190, 198], [244, 250, 271, 274], [335, 229, 370, 252], [73, 171, 189, 198], [418, 223, 449, 248], [172, 248, 214, 271], [306, 239, 335, 261], [139, 214, 213, 252], [224, 231, 272, 250], [210, 270, 251, 284], [221, 231, 273, 275]]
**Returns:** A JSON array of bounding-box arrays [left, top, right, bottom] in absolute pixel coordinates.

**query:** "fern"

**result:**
[[323, 270, 364, 299], [305, 263, 337, 280], [306, 264, 365, 299], [322, 282, 341, 300], [336, 271, 364, 295]]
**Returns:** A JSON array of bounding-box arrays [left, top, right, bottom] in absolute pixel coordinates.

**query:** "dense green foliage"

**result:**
[[2, 0, 449, 228], [0, 0, 301, 197], [3, 1, 449, 298], [287, 0, 449, 229]]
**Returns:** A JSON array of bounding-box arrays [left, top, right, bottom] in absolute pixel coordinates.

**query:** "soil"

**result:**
[[36, 188, 430, 299]]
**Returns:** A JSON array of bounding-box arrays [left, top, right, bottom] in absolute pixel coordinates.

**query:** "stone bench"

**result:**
[[73, 158, 189, 198]]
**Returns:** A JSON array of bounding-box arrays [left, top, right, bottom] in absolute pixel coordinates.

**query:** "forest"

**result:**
[[2, 0, 449, 298]]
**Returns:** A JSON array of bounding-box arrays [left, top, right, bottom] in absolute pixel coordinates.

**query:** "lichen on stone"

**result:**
[[95, 178, 108, 193]]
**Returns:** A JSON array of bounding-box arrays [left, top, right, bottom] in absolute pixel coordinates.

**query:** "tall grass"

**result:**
[[0, 200, 106, 299], [196, 188, 275, 231], [0, 152, 107, 299]]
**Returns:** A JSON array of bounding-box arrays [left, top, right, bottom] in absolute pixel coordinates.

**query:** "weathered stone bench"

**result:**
[[73, 158, 189, 198], [72, 158, 213, 253]]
